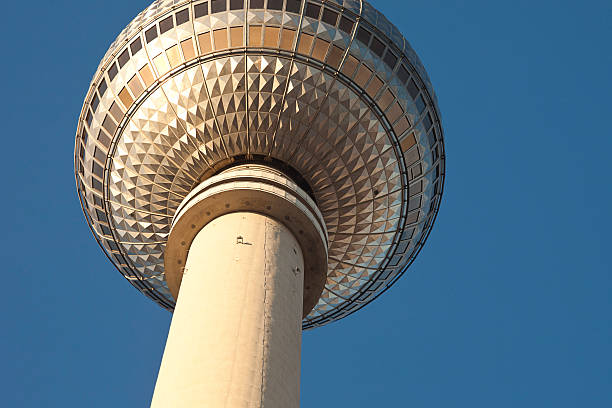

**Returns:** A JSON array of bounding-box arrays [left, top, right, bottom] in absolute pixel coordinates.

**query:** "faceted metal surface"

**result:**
[[75, 0, 446, 329]]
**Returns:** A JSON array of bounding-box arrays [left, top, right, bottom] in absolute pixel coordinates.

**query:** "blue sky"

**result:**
[[2, 0, 611, 406]]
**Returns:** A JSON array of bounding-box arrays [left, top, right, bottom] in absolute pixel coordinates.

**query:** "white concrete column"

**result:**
[[151, 212, 304, 408]]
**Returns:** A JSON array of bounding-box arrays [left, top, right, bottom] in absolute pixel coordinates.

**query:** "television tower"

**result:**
[[75, 1, 445, 406]]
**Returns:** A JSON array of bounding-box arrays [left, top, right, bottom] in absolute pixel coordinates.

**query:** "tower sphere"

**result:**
[[75, 0, 445, 329]]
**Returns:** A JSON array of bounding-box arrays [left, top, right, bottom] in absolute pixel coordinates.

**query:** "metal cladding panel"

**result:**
[[75, 0, 446, 328]]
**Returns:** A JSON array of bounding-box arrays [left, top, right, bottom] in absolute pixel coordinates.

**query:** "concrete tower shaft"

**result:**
[[152, 212, 304, 407], [153, 165, 327, 407]]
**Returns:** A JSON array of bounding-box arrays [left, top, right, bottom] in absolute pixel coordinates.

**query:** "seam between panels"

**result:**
[[196, 60, 233, 160], [190, 2, 232, 160], [244, 4, 250, 156], [148, 35, 215, 173], [188, 1, 232, 163], [302, 7, 410, 322], [160, 71, 216, 171], [245, 52, 250, 156], [265, 0, 307, 157], [284, 3, 361, 165], [353, 0, 415, 315], [260, 217, 270, 407], [138, 12, 203, 183]]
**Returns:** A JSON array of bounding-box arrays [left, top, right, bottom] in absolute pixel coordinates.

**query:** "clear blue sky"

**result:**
[[2, 0, 610, 406]]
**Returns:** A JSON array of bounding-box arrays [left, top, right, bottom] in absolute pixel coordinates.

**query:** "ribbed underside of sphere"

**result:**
[[75, 0, 445, 329]]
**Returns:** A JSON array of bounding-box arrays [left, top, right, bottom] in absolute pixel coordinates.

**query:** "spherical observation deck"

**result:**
[[75, 0, 445, 329]]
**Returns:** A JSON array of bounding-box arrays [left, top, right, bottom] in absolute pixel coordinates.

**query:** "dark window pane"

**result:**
[[91, 94, 100, 111], [250, 0, 264, 8], [211, 0, 226, 13], [383, 50, 397, 68], [81, 129, 89, 144], [322, 8, 338, 26], [93, 162, 104, 179], [86, 110, 93, 127], [176, 9, 190, 25], [304, 2, 320, 19], [286, 0, 300, 13], [423, 113, 433, 130], [92, 177, 103, 193], [94, 147, 106, 163], [428, 129, 436, 148], [268, 0, 283, 10], [145, 26, 158, 43], [406, 78, 419, 99], [396, 240, 409, 254], [102, 115, 117, 135], [108, 62, 118, 81], [100, 224, 111, 236], [356, 26, 371, 45], [130, 37, 142, 55], [95, 210, 107, 224], [117, 48, 130, 67], [338, 16, 354, 33], [159, 15, 174, 34], [97, 129, 111, 146], [408, 196, 421, 211], [397, 64, 409, 83], [194, 2, 209, 17], [415, 94, 426, 113], [109, 102, 124, 122], [408, 182, 422, 197], [97, 78, 108, 96], [230, 0, 244, 9], [370, 36, 385, 57]]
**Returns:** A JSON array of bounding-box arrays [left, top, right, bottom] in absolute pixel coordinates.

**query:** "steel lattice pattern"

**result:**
[[75, 0, 445, 329]]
